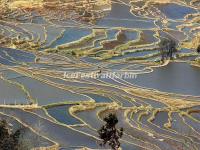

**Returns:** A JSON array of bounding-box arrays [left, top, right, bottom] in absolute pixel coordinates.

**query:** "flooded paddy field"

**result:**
[[0, 0, 200, 149]]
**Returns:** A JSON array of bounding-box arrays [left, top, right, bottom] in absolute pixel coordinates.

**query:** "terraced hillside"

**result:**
[[0, 0, 200, 150]]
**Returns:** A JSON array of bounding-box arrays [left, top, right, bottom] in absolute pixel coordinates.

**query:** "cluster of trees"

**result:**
[[159, 38, 199, 62], [0, 120, 24, 150], [159, 38, 177, 61], [98, 114, 123, 150]]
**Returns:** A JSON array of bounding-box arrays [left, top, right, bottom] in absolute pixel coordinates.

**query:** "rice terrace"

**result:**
[[0, 0, 200, 149]]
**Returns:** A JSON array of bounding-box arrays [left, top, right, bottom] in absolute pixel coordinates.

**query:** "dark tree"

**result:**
[[98, 114, 123, 150], [159, 38, 177, 61], [0, 120, 24, 150], [71, 51, 76, 56], [197, 45, 200, 53]]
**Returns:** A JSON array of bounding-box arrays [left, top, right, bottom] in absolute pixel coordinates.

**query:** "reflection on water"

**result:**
[[125, 63, 200, 96]]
